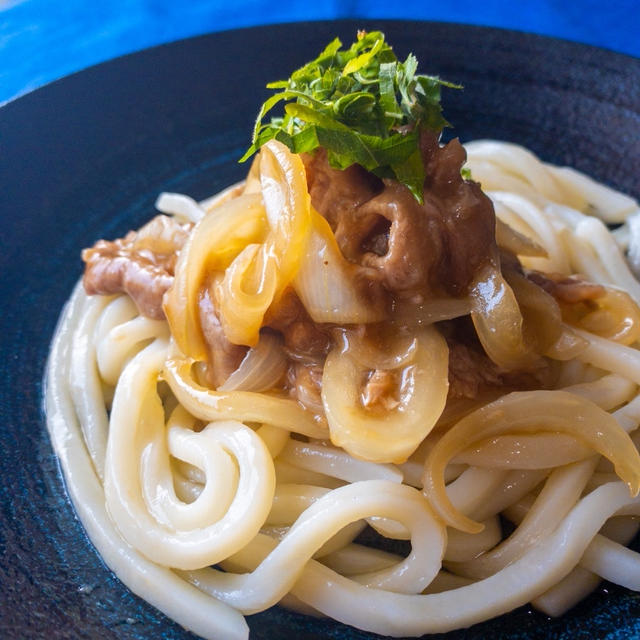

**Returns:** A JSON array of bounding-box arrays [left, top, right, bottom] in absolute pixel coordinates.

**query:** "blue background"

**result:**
[[1, 0, 639, 105]]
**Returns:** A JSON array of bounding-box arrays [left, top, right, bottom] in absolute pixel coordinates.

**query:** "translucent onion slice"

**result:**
[[562, 287, 640, 346], [164, 193, 268, 360], [422, 390, 640, 533], [495, 217, 548, 258], [505, 270, 562, 354], [132, 214, 193, 255], [215, 243, 278, 346], [456, 372, 637, 469], [545, 327, 589, 361], [155, 192, 207, 224], [244, 166, 262, 197], [259, 139, 312, 294], [392, 297, 472, 326], [333, 328, 417, 371], [294, 211, 387, 323], [198, 181, 247, 213], [454, 433, 593, 469], [218, 331, 287, 392], [163, 346, 328, 440], [214, 140, 313, 346], [321, 325, 449, 464], [470, 264, 541, 370]]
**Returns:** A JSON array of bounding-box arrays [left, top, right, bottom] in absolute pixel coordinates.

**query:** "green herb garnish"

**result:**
[[240, 31, 460, 202]]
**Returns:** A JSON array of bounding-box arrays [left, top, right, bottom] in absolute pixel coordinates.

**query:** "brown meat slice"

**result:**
[[304, 132, 497, 298], [198, 284, 248, 388], [286, 361, 325, 414], [447, 340, 504, 400], [264, 288, 331, 360], [262, 288, 332, 414], [302, 149, 383, 233], [447, 337, 551, 400], [82, 215, 191, 319], [361, 369, 399, 411]]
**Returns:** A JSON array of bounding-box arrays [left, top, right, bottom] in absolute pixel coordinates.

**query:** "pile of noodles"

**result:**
[[46, 139, 640, 640]]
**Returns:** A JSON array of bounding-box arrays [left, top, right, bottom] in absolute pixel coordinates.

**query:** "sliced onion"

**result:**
[[163, 345, 328, 440], [215, 243, 278, 346], [132, 214, 192, 255], [164, 194, 267, 360], [321, 325, 449, 464], [495, 217, 547, 258], [470, 264, 541, 371], [454, 433, 593, 469], [422, 390, 640, 533], [242, 155, 263, 195], [505, 270, 562, 354], [334, 327, 416, 370], [155, 192, 207, 224], [219, 332, 287, 392], [259, 140, 312, 292], [562, 286, 640, 346], [295, 211, 387, 324], [213, 140, 313, 346], [394, 297, 472, 326], [545, 327, 589, 361]]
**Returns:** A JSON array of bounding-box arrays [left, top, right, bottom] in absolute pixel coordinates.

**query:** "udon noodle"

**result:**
[[45, 138, 640, 639]]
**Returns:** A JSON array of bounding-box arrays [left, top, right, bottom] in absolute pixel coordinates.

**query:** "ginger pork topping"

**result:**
[[82, 215, 191, 319]]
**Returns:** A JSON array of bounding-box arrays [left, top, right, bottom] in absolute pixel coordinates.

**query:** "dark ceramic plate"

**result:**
[[1, 20, 639, 640]]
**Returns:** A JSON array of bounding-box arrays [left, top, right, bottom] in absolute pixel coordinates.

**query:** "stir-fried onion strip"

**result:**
[[294, 209, 387, 323], [562, 287, 640, 346], [216, 141, 313, 345], [165, 139, 314, 354], [322, 326, 449, 464], [495, 217, 548, 258], [422, 390, 640, 533], [470, 265, 541, 371], [215, 243, 279, 346], [545, 327, 590, 361], [163, 345, 328, 440], [259, 140, 313, 295], [456, 366, 637, 469], [505, 270, 563, 354], [218, 331, 287, 392], [392, 297, 472, 327], [164, 193, 267, 359]]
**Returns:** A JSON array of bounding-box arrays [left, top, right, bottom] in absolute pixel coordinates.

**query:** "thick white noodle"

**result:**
[[46, 285, 249, 640]]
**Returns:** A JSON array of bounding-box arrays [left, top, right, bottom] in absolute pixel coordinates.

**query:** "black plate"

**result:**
[[1, 20, 639, 640]]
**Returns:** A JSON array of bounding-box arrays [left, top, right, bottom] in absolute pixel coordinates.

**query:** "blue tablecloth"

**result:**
[[1, 0, 639, 105]]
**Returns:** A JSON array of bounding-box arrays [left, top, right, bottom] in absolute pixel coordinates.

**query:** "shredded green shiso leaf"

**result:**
[[240, 30, 460, 202]]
